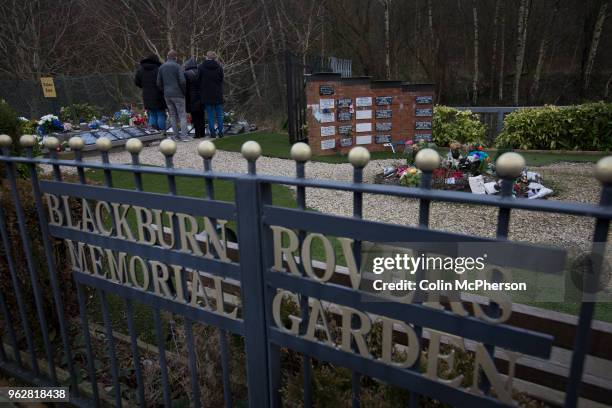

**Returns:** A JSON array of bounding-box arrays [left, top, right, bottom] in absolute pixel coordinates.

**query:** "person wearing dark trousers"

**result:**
[[184, 58, 204, 138], [198, 51, 224, 138], [134, 54, 166, 130]]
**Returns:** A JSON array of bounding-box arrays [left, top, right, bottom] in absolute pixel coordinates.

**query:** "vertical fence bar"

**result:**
[[565, 159, 611, 407], [29, 137, 79, 393], [236, 142, 271, 407], [96, 138, 122, 407], [290, 143, 313, 407], [67, 137, 100, 404], [127, 139, 172, 408], [0, 137, 57, 383], [160, 140, 202, 408], [0, 286, 20, 365], [197, 141, 233, 408]]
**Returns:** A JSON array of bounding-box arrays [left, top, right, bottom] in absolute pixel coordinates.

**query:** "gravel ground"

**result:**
[[55, 139, 609, 251]]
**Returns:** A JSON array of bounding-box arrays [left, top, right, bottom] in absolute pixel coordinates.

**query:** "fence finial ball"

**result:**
[[241, 141, 262, 161], [19, 134, 36, 147], [496, 152, 526, 178], [68, 136, 84, 150], [290, 142, 312, 162], [197, 140, 216, 159], [159, 138, 177, 156], [96, 137, 112, 152], [125, 138, 143, 154], [0, 134, 12, 148], [415, 148, 440, 171], [348, 146, 370, 168], [43, 136, 60, 150], [595, 156, 612, 183]]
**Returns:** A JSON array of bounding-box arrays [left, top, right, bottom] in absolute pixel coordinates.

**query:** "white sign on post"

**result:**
[[356, 122, 372, 133], [320, 126, 336, 137], [355, 110, 372, 120]]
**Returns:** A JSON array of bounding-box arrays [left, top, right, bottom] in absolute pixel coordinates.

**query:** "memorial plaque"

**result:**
[[340, 138, 353, 147], [355, 97, 372, 107], [337, 110, 352, 121], [356, 110, 372, 120], [416, 96, 433, 104], [375, 96, 393, 105], [375, 134, 392, 144], [338, 125, 352, 135], [356, 135, 372, 145], [375, 122, 392, 132], [415, 121, 432, 130], [124, 127, 146, 137], [356, 122, 372, 133], [79, 132, 98, 145], [321, 139, 336, 150], [375, 109, 392, 119], [321, 126, 336, 137], [320, 99, 335, 110], [414, 133, 432, 141], [96, 130, 118, 141], [415, 108, 433, 117], [110, 128, 132, 139], [319, 85, 334, 95], [320, 112, 335, 123], [337, 98, 352, 108]]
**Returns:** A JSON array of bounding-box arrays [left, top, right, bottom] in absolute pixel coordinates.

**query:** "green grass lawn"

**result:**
[[215, 131, 608, 165]]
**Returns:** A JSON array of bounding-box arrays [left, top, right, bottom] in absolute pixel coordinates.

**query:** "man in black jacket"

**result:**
[[198, 51, 224, 138], [134, 55, 166, 130], [184, 58, 204, 138]]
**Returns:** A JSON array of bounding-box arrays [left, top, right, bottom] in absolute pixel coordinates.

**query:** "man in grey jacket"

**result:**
[[157, 50, 192, 141]]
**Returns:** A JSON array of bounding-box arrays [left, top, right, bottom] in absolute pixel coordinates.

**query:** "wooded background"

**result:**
[[0, 0, 610, 117]]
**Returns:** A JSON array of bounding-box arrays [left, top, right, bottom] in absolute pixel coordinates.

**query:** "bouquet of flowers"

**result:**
[[132, 112, 146, 126], [113, 109, 132, 125], [37, 114, 64, 135], [63, 122, 74, 132], [399, 167, 421, 187], [88, 119, 101, 129]]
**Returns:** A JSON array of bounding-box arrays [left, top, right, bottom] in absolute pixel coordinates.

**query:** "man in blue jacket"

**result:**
[[157, 50, 192, 141], [198, 51, 224, 138]]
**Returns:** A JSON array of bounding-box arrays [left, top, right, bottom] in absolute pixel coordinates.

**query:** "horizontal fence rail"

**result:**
[[0, 134, 610, 408]]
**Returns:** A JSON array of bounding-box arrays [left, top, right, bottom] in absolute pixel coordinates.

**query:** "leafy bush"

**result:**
[[432, 106, 486, 147], [0, 100, 42, 177], [496, 102, 612, 151], [60, 103, 100, 123]]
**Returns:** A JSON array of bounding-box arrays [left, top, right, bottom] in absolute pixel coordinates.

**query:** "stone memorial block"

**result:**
[[356, 135, 372, 145], [337, 98, 352, 108], [355, 97, 372, 107], [415, 108, 433, 116], [110, 128, 132, 139], [375, 134, 392, 144], [124, 127, 146, 137], [321, 126, 336, 137], [415, 121, 432, 130], [337, 110, 352, 121], [338, 125, 353, 135], [356, 122, 372, 133], [375, 122, 392, 132], [96, 130, 118, 141], [340, 138, 353, 147], [79, 132, 98, 145], [375, 109, 392, 119], [416, 96, 433, 104], [319, 85, 334, 95], [356, 110, 372, 120], [375, 96, 393, 105], [321, 139, 336, 150], [320, 99, 335, 110]]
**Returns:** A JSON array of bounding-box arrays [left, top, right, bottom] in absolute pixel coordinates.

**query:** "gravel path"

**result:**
[[61, 138, 608, 251]]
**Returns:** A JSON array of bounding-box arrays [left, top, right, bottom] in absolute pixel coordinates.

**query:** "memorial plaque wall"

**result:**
[[415, 108, 433, 117], [321, 126, 336, 137], [416, 96, 433, 104], [340, 138, 353, 147], [337, 98, 352, 108], [337, 111, 352, 121], [415, 121, 432, 130], [319, 85, 334, 95], [375, 134, 392, 144], [375, 96, 392, 105], [356, 135, 372, 145], [356, 110, 372, 120], [321, 139, 336, 150], [375, 122, 392, 132], [338, 125, 353, 135], [375, 109, 392, 119], [355, 97, 372, 107]]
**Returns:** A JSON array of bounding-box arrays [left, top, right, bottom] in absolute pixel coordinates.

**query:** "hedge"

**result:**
[[432, 106, 486, 147]]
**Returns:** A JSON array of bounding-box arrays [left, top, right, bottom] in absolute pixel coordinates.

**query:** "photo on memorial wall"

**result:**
[[375, 96, 392, 105], [375, 109, 392, 119]]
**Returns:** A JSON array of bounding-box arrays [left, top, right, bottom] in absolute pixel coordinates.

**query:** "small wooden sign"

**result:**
[[40, 77, 57, 98]]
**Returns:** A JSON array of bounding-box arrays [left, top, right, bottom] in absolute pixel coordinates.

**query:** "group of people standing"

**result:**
[[134, 50, 224, 141]]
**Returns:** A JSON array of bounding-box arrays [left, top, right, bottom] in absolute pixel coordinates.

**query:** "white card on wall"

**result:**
[[355, 110, 372, 120], [321, 139, 336, 150], [356, 135, 372, 145], [355, 97, 372, 107], [320, 112, 335, 123], [356, 122, 372, 132], [320, 126, 336, 137], [319, 99, 335, 109]]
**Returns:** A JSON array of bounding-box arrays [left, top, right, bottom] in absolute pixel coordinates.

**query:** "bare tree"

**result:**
[[471, 0, 479, 105], [513, 0, 531, 105], [583, 0, 609, 91]]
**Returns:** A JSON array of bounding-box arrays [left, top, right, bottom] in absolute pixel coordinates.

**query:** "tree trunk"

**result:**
[[513, 0, 530, 106], [471, 0, 479, 105], [531, 0, 560, 101], [383, 0, 391, 79], [239, 16, 262, 100], [583, 1, 609, 91], [498, 1, 506, 102], [489, 0, 500, 100]]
